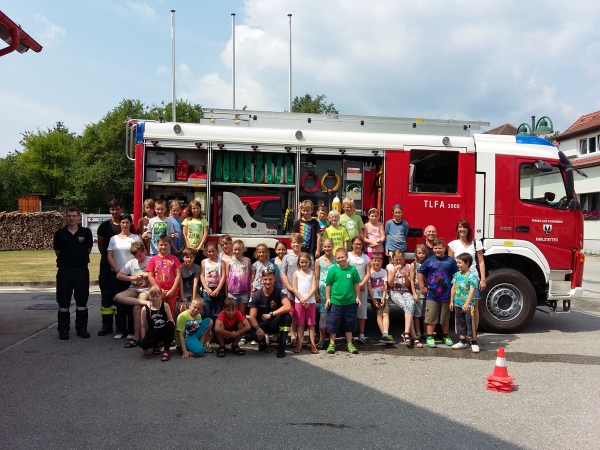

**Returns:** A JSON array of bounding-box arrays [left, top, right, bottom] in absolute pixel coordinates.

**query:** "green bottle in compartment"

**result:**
[[237, 153, 244, 183], [285, 155, 293, 184], [266, 155, 273, 184], [245, 154, 252, 183], [215, 152, 222, 182], [255, 154, 263, 183], [222, 152, 229, 182], [275, 155, 282, 184], [229, 152, 236, 183]]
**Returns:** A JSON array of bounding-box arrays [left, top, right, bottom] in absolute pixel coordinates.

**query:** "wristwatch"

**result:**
[[269, 311, 274, 318]]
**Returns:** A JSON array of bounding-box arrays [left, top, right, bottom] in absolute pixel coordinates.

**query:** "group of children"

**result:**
[[109, 195, 480, 362]]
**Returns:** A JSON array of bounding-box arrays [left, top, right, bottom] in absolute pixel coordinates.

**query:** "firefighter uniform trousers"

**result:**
[[99, 258, 116, 332], [250, 313, 292, 352], [57, 267, 90, 333]]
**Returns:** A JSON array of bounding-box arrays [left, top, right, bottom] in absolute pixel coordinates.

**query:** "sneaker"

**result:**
[[443, 336, 453, 346], [355, 336, 366, 345], [327, 343, 336, 354], [265, 334, 271, 345], [126, 334, 134, 340], [452, 341, 469, 350], [347, 343, 359, 354], [114, 333, 124, 340], [380, 334, 394, 344], [471, 343, 480, 353], [316, 339, 326, 350], [426, 336, 437, 348], [239, 337, 246, 345], [250, 340, 258, 345]]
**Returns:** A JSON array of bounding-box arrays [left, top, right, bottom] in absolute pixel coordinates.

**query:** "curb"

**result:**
[[0, 281, 99, 287]]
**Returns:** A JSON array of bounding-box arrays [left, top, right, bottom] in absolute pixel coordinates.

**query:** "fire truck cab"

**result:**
[[126, 109, 585, 333]]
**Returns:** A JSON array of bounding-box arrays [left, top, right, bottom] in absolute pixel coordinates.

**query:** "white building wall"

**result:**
[[558, 132, 600, 253]]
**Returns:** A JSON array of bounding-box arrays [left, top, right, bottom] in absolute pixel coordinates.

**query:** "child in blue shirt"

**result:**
[[450, 253, 479, 350], [417, 237, 458, 348]]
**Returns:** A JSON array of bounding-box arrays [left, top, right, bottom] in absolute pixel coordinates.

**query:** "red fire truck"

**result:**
[[125, 109, 585, 333]]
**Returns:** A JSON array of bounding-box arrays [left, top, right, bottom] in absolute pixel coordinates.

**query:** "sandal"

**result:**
[[153, 347, 161, 355], [216, 345, 226, 357], [310, 344, 319, 354], [403, 333, 414, 348], [316, 339, 326, 350], [293, 342, 302, 353], [124, 339, 138, 348], [290, 338, 297, 348], [161, 350, 171, 361], [231, 344, 245, 356], [413, 338, 423, 348]]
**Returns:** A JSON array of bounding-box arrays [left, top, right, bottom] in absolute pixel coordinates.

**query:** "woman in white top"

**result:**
[[447, 219, 485, 353], [292, 252, 318, 354], [107, 213, 141, 338]]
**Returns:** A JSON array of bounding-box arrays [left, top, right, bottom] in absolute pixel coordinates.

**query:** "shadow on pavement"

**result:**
[[0, 311, 524, 450]]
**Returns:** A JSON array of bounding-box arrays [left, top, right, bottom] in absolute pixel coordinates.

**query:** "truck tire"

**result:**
[[478, 268, 536, 333]]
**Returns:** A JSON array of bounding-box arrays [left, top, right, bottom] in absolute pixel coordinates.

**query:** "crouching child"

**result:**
[[176, 297, 213, 358], [214, 296, 251, 357]]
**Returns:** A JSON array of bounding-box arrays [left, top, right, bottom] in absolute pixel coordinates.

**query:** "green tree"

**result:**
[[18, 122, 77, 200], [62, 99, 149, 211], [0, 151, 32, 212], [147, 98, 203, 123], [291, 94, 338, 114]]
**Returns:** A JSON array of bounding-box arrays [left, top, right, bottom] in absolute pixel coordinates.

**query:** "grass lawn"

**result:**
[[0, 250, 101, 283]]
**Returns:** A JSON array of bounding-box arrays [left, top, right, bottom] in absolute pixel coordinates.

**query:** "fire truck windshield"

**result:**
[[519, 164, 569, 209]]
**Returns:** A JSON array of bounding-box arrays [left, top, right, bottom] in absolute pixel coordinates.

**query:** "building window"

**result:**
[[579, 137, 598, 156], [581, 192, 600, 220]]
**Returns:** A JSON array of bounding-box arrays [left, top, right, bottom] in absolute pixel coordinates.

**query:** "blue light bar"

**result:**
[[515, 136, 555, 147]]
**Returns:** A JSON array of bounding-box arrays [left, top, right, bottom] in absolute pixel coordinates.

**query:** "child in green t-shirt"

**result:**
[[176, 297, 213, 358], [325, 248, 361, 355]]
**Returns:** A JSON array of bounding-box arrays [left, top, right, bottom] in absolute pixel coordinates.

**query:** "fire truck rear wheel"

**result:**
[[478, 268, 536, 333]]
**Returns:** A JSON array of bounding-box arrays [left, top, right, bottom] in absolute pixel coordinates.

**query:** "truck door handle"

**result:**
[[516, 226, 530, 232]]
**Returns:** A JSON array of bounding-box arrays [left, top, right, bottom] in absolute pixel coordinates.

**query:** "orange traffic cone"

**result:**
[[486, 348, 515, 393]]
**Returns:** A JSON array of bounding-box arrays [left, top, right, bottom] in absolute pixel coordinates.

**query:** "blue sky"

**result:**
[[2, 0, 600, 157]]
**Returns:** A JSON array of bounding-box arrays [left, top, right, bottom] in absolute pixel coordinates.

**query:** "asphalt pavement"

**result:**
[[1, 258, 599, 449]]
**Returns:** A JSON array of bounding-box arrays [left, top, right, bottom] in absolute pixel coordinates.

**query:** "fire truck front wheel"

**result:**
[[479, 268, 536, 333]]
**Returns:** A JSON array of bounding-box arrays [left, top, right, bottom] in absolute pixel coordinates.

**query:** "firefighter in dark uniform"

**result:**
[[96, 199, 124, 336], [54, 207, 93, 340]]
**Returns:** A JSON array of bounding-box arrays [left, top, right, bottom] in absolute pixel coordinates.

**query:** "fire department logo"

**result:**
[[543, 224, 552, 235]]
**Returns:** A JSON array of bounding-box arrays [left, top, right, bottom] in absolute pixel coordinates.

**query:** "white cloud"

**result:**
[[0, 93, 94, 157], [33, 14, 66, 48], [125, 1, 158, 19], [170, 0, 600, 133]]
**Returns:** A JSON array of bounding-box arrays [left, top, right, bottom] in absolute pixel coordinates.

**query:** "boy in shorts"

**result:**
[[214, 296, 251, 357], [368, 253, 393, 345], [417, 238, 458, 348], [450, 253, 479, 351], [325, 248, 361, 354]]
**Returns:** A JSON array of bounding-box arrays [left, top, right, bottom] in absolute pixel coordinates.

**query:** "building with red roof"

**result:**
[[555, 110, 600, 253]]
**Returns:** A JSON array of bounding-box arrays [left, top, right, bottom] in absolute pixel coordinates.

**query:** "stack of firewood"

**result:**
[[0, 211, 65, 250]]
